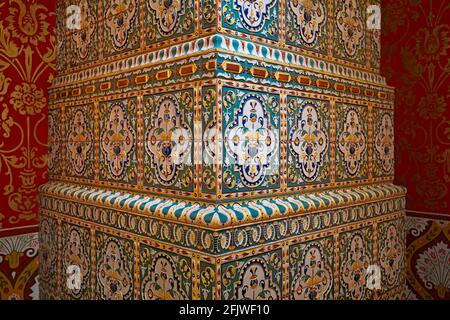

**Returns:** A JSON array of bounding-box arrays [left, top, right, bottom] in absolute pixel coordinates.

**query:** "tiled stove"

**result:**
[[40, 0, 406, 299]]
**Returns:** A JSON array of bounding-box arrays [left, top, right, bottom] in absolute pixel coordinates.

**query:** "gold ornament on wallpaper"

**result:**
[[382, 0, 449, 212], [381, 0, 450, 300], [0, 0, 55, 227]]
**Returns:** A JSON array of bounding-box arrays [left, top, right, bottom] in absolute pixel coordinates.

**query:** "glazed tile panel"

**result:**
[[39, 182, 406, 300], [99, 98, 138, 184], [287, 97, 330, 187], [140, 245, 193, 299], [95, 232, 134, 299], [222, 87, 281, 194], [333, 0, 366, 64], [221, 0, 279, 41], [373, 107, 395, 179], [39, 182, 406, 249], [285, 0, 328, 54], [339, 226, 374, 299], [56, 0, 382, 73], [289, 237, 334, 300], [143, 90, 195, 192], [60, 222, 92, 300], [335, 102, 368, 182], [65, 104, 95, 179], [41, 0, 406, 300], [39, 215, 58, 300], [48, 82, 394, 201], [145, 0, 195, 45], [57, 0, 99, 70]]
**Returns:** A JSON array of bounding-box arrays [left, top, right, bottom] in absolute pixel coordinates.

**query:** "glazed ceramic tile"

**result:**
[[222, 87, 280, 194], [41, 0, 405, 300]]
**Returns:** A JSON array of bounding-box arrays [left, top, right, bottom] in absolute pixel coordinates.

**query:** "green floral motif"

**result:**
[[96, 232, 134, 300], [221, 251, 282, 300], [287, 97, 330, 186], [200, 263, 216, 300], [99, 98, 138, 184], [336, 102, 368, 181], [289, 238, 334, 300], [146, 0, 195, 44], [140, 246, 191, 300]]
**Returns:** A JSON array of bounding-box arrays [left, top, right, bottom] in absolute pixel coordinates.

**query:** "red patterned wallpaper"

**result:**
[[381, 0, 450, 300], [381, 0, 449, 214], [0, 0, 55, 299], [0, 0, 55, 230]]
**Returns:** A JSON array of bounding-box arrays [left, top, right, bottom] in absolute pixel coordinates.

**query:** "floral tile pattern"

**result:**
[[99, 97, 138, 184], [289, 237, 334, 300], [67, 0, 99, 66], [202, 85, 218, 195], [202, 0, 217, 29], [286, 0, 328, 54], [140, 245, 192, 299], [221, 250, 282, 300], [339, 226, 373, 299], [367, 0, 380, 69], [378, 217, 405, 295], [335, 102, 368, 182], [221, 0, 279, 41], [200, 262, 216, 300], [96, 232, 134, 300], [102, 0, 140, 57], [143, 90, 194, 192], [145, 0, 195, 45], [287, 96, 330, 187], [222, 87, 280, 194], [48, 108, 63, 177], [39, 215, 58, 300], [65, 104, 95, 179], [61, 222, 91, 299], [373, 107, 395, 178], [333, 0, 366, 64]]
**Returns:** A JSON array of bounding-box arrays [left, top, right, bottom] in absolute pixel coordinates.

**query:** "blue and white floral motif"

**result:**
[[225, 94, 278, 188], [233, 0, 276, 32], [288, 0, 326, 46], [146, 94, 192, 185], [290, 102, 328, 181], [147, 0, 183, 36]]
